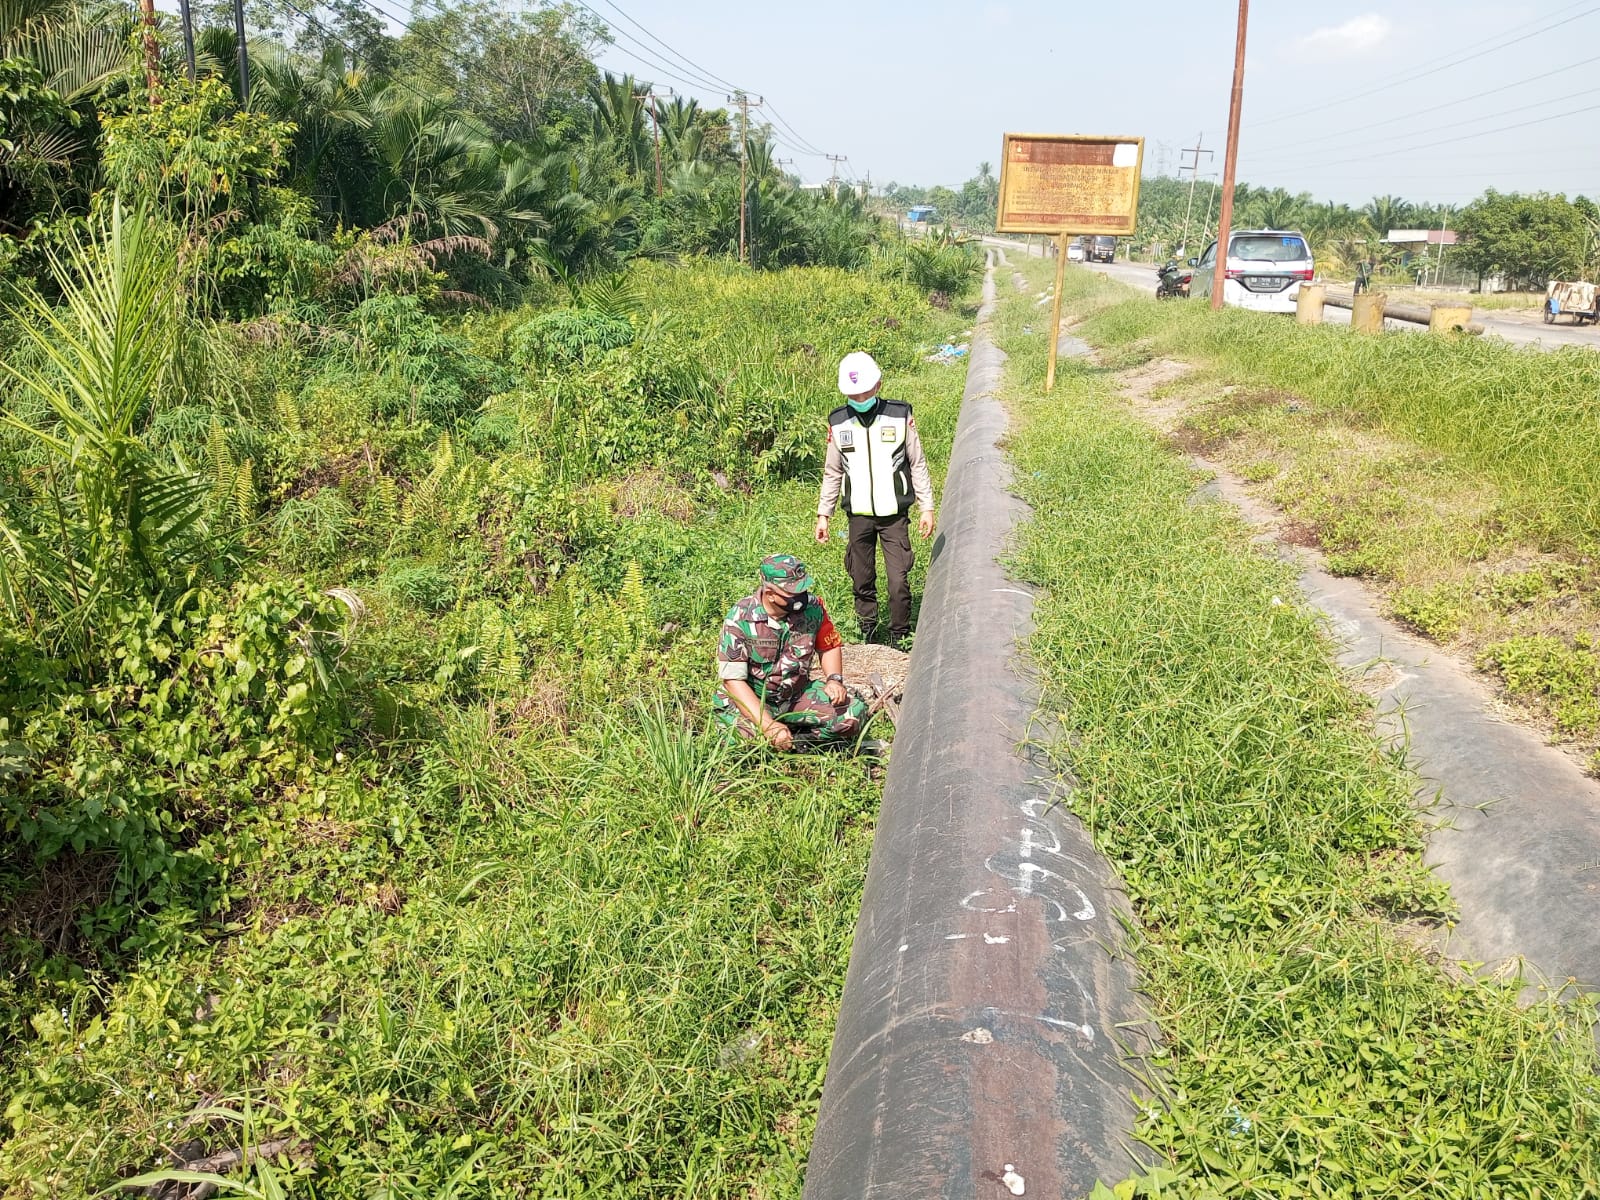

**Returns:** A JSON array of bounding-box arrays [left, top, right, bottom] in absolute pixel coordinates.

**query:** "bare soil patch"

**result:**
[[840, 643, 911, 698]]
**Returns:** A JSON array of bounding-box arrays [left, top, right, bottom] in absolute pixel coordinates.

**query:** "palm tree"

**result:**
[[364, 82, 510, 239], [252, 47, 377, 227], [588, 71, 649, 178], [1, 0, 132, 103], [0, 0, 135, 225], [660, 96, 704, 165], [0, 202, 215, 657], [1363, 194, 1412, 240]]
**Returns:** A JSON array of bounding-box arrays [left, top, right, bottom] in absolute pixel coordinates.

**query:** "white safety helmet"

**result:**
[[837, 351, 882, 403]]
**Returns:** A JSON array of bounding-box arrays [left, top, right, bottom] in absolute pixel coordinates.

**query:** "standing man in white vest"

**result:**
[[814, 351, 936, 645]]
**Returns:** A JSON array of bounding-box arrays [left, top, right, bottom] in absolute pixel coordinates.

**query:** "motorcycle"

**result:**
[[1156, 260, 1190, 300]]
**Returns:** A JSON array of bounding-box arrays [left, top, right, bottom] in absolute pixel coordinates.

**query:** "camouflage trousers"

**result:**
[[714, 678, 870, 748]]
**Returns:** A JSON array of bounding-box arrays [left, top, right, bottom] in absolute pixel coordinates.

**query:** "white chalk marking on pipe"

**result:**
[[1039, 1016, 1096, 1043], [897, 944, 908, 953], [983, 933, 1010, 944], [960, 1027, 994, 1044], [1015, 862, 1097, 921], [1001, 1163, 1026, 1195], [961, 889, 1019, 915], [991, 588, 1033, 599], [945, 933, 970, 940]]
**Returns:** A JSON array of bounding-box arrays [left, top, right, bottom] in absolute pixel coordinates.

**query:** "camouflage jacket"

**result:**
[[716, 591, 842, 709]]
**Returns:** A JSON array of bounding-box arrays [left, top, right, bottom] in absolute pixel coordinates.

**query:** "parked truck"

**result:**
[[1088, 235, 1116, 263]]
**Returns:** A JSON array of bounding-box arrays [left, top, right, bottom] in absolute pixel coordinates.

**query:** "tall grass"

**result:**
[[0, 260, 973, 1196], [1070, 276, 1600, 548], [998, 281, 1600, 1198]]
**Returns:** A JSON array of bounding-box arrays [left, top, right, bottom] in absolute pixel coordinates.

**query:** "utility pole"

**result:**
[[635, 87, 672, 199], [728, 92, 764, 264], [1433, 206, 1451, 287], [1199, 172, 1220, 245], [139, 0, 160, 99], [825, 154, 846, 199], [1210, 0, 1249, 311], [1178, 133, 1212, 256], [232, 0, 252, 106], [177, 0, 196, 81]]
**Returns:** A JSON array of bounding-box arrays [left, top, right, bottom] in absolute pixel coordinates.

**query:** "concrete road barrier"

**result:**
[[1351, 291, 1387, 333], [1296, 283, 1326, 325]]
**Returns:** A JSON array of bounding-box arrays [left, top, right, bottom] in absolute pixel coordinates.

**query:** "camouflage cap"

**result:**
[[759, 553, 815, 592]]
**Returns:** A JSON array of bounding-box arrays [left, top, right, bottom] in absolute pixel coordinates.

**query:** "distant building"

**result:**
[[1384, 229, 1458, 248], [906, 205, 938, 223]]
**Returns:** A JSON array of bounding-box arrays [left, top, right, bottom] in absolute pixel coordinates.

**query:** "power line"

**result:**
[[556, 0, 838, 176], [1255, 84, 1600, 171], [764, 100, 828, 157], [1263, 100, 1600, 174], [563, 0, 738, 94], [1250, 49, 1600, 157], [590, 0, 741, 93], [1252, 1, 1600, 129]]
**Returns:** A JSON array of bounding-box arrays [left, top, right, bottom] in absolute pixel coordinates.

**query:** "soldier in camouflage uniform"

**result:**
[[715, 553, 869, 750]]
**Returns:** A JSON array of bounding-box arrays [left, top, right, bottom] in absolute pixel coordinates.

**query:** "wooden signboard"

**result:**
[[996, 133, 1144, 392], [996, 133, 1144, 235]]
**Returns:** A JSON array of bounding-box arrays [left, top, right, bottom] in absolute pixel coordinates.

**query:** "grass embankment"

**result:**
[[0, 262, 970, 1196], [1055, 268, 1600, 764], [995, 259, 1600, 1198]]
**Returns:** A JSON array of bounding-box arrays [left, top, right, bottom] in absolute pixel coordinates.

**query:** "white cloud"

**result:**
[[1295, 14, 1394, 57]]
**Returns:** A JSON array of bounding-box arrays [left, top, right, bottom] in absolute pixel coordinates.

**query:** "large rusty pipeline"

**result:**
[[804, 258, 1151, 1198]]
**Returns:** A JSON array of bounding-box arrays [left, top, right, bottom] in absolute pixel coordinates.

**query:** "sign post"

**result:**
[[1046, 233, 1068, 392], [996, 133, 1144, 392]]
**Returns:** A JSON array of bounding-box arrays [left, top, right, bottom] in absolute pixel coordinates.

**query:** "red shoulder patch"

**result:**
[[816, 610, 843, 654]]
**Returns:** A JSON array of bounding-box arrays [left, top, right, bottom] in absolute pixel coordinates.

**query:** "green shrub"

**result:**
[[1478, 633, 1600, 734], [379, 563, 457, 613], [1390, 580, 1473, 638], [1, 581, 345, 919], [509, 308, 635, 366]]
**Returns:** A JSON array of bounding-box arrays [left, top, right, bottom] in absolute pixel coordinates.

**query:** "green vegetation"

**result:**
[[994, 258, 1600, 1199], [1073, 294, 1600, 543], [1, 0, 904, 308], [1455, 190, 1600, 289], [0, 184, 970, 1191], [1049, 266, 1600, 764], [0, 6, 992, 1191]]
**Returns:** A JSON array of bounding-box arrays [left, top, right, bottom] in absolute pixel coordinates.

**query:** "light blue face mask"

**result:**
[[847, 395, 879, 414]]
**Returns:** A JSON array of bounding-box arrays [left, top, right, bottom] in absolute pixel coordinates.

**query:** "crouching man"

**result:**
[[714, 554, 868, 751]]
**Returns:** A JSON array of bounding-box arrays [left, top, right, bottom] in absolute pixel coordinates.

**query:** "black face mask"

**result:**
[[773, 589, 808, 616]]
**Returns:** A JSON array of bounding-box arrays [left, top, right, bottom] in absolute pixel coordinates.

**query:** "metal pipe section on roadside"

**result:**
[[1323, 287, 1482, 334], [803, 257, 1150, 1199]]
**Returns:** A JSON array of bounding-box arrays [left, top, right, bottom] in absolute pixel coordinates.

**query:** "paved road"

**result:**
[[1091, 258, 1598, 352]]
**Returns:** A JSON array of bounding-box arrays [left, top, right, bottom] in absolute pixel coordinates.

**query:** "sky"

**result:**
[[581, 0, 1600, 208]]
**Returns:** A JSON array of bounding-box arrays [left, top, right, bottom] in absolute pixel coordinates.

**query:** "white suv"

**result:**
[[1188, 229, 1314, 313]]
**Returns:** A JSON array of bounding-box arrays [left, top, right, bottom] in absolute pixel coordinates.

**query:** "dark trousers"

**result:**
[[845, 512, 914, 636]]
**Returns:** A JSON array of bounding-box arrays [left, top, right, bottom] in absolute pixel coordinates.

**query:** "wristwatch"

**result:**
[[826, 673, 845, 684]]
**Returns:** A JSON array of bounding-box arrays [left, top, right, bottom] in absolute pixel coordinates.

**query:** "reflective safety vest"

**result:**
[[830, 400, 914, 517]]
